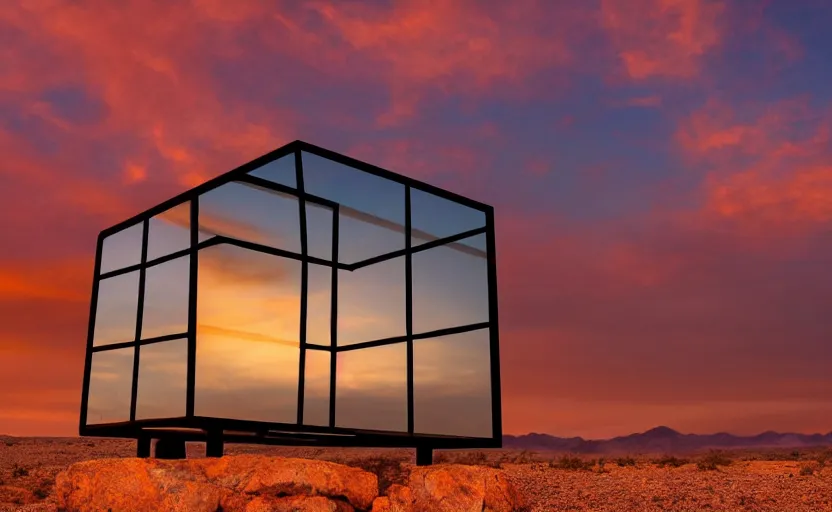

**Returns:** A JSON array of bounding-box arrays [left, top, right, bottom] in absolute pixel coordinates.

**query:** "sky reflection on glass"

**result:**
[[86, 347, 133, 424], [194, 244, 300, 423], [135, 338, 187, 419]]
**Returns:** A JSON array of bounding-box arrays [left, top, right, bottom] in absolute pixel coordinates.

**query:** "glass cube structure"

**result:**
[[79, 140, 501, 461]]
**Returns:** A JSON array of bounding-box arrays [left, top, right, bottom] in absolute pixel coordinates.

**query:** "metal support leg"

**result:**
[[416, 447, 433, 466], [155, 437, 187, 459], [206, 430, 224, 458], [136, 434, 151, 458]]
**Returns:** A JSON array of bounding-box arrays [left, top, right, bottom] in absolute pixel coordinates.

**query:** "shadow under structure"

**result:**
[[79, 140, 501, 466]]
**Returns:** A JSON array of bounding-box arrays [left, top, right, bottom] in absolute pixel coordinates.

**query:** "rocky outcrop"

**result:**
[[54, 456, 526, 512], [55, 456, 374, 512], [407, 464, 527, 512]]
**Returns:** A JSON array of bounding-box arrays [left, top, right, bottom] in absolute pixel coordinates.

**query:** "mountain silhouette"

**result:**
[[503, 427, 832, 454]]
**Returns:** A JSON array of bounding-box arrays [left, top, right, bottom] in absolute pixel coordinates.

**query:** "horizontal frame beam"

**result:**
[[98, 228, 487, 282], [335, 322, 490, 352], [81, 416, 500, 449], [90, 333, 189, 353]]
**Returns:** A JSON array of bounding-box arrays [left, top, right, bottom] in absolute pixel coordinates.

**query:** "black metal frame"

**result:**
[[78, 140, 501, 463]]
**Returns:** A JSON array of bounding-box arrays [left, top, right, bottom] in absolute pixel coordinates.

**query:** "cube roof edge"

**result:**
[[99, 140, 492, 240]]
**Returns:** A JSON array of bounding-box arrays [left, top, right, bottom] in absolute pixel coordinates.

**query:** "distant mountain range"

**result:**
[[503, 426, 832, 454]]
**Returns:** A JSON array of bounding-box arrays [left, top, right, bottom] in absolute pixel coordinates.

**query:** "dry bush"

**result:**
[[697, 451, 732, 471], [508, 450, 537, 464], [799, 462, 820, 476], [434, 450, 502, 468], [655, 455, 689, 468], [453, 451, 490, 466], [11, 463, 28, 477], [550, 456, 595, 471], [614, 456, 637, 467]]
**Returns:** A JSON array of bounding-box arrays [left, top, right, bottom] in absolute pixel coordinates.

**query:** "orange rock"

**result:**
[[371, 484, 413, 512], [198, 455, 377, 510], [245, 495, 355, 511], [54, 456, 377, 512], [408, 464, 527, 512], [54, 458, 225, 512]]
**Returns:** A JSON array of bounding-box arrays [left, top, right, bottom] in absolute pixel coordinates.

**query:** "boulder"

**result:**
[[55, 456, 376, 512], [244, 495, 355, 512], [408, 464, 527, 512], [371, 484, 413, 512], [201, 455, 376, 509]]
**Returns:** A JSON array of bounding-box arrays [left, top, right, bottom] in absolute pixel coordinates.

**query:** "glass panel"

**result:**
[[100, 222, 143, 274], [410, 188, 486, 251], [338, 257, 405, 345], [249, 154, 296, 188], [301, 152, 405, 264], [195, 244, 301, 423], [412, 234, 489, 334], [86, 347, 134, 425], [93, 271, 139, 346], [306, 201, 333, 261], [135, 338, 188, 419], [335, 343, 407, 432], [306, 263, 331, 345], [141, 256, 190, 339], [147, 201, 190, 261], [413, 329, 492, 437], [199, 182, 301, 253], [303, 349, 330, 426]]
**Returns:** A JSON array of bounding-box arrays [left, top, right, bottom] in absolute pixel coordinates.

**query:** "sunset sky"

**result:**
[[2, 0, 832, 439]]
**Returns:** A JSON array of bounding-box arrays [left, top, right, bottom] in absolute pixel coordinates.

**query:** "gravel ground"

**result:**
[[1, 436, 831, 511]]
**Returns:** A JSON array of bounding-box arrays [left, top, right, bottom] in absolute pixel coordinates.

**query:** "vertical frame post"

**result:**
[[186, 198, 199, 417], [129, 219, 150, 422], [79, 233, 104, 433], [405, 186, 414, 434], [329, 206, 339, 428], [296, 149, 309, 425], [485, 207, 502, 445]]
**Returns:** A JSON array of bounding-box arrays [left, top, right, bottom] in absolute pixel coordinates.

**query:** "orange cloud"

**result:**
[[0, 258, 91, 303], [311, 0, 577, 125], [705, 165, 832, 225], [677, 98, 832, 229], [602, 0, 724, 80]]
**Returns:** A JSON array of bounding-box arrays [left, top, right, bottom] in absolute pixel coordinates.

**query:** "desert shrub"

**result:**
[[799, 463, 818, 476], [615, 456, 637, 467], [790, 450, 802, 461], [510, 450, 536, 464], [815, 450, 831, 466], [550, 456, 594, 471], [11, 464, 28, 477], [697, 451, 732, 471], [423, 450, 502, 468], [347, 456, 407, 494], [433, 452, 452, 464], [656, 455, 689, 468], [454, 451, 490, 466], [33, 487, 49, 499]]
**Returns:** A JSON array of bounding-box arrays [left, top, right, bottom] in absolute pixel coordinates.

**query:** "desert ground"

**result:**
[[0, 436, 830, 511]]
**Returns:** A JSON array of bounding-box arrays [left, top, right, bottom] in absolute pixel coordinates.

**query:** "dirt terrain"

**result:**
[[0, 436, 830, 511]]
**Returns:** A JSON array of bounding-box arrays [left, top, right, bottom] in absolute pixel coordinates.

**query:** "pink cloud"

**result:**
[[602, 0, 724, 80]]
